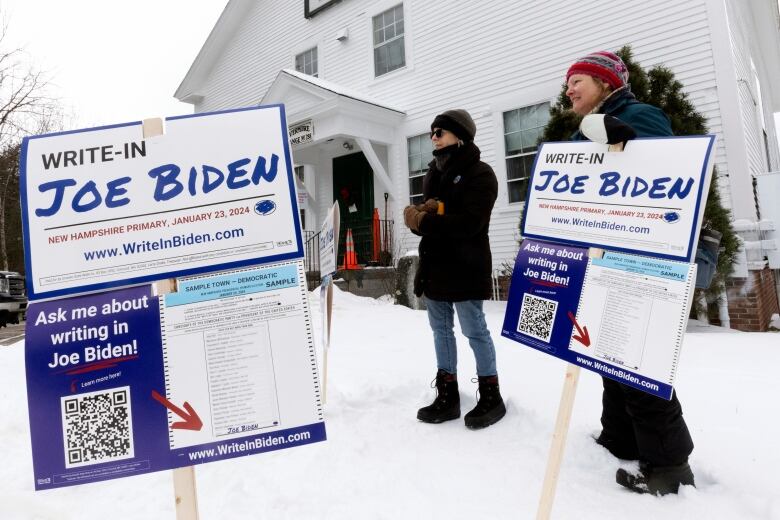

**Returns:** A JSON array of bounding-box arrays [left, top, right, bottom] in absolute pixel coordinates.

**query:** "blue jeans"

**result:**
[[424, 297, 497, 377]]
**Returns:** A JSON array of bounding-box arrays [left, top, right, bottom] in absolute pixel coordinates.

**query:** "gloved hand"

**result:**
[[403, 205, 427, 232], [418, 198, 440, 214], [580, 114, 637, 145]]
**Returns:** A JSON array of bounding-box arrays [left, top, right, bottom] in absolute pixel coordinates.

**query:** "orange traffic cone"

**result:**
[[344, 228, 361, 270], [371, 208, 381, 264]]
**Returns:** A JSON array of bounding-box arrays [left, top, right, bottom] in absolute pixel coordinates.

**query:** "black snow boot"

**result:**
[[616, 461, 695, 496], [464, 375, 506, 429], [417, 369, 460, 423]]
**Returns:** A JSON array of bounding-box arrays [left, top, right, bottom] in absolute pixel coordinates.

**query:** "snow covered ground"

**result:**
[[1, 287, 779, 519]]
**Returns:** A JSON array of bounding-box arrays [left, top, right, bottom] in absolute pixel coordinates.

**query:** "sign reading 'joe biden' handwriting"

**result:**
[[21, 105, 303, 300], [522, 136, 715, 262]]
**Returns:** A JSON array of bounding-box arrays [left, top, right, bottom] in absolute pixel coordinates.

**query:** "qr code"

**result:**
[[517, 293, 558, 342], [61, 386, 134, 468]]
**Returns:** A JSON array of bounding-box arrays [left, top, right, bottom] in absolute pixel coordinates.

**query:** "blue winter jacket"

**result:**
[[572, 87, 717, 288], [571, 87, 673, 140]]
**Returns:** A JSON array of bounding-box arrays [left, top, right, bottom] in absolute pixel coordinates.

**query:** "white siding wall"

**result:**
[[727, 1, 765, 215], [190, 0, 763, 269], [727, 1, 780, 177]]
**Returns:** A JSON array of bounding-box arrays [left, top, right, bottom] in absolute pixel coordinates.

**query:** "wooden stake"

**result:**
[[536, 247, 602, 520], [142, 117, 164, 139], [321, 277, 334, 404], [155, 278, 200, 520], [143, 118, 199, 520], [536, 363, 581, 520], [172, 466, 200, 520]]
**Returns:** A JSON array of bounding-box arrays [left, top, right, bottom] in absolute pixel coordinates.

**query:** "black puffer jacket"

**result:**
[[414, 141, 498, 301]]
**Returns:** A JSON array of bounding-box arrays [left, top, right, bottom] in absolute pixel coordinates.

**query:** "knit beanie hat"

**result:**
[[566, 51, 629, 90], [431, 109, 477, 142]]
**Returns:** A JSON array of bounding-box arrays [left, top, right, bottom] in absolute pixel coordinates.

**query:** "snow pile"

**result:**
[[1, 287, 778, 519]]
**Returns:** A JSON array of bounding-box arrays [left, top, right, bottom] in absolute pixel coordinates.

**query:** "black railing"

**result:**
[[302, 218, 394, 281], [303, 230, 321, 275]]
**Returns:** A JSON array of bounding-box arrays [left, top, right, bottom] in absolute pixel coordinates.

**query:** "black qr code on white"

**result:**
[[61, 386, 134, 469], [517, 293, 558, 343]]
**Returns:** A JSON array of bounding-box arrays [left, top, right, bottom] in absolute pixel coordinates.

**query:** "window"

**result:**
[[407, 133, 433, 204], [295, 47, 318, 77], [504, 102, 550, 203], [294, 165, 305, 184], [373, 5, 405, 77]]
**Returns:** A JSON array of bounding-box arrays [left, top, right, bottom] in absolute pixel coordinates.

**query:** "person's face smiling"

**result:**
[[566, 74, 608, 116]]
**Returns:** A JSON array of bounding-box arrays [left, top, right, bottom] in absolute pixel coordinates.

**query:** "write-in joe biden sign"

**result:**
[[20, 105, 303, 300], [522, 136, 715, 262]]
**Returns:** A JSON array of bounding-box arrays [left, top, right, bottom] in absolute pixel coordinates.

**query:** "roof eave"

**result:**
[[173, 0, 254, 104]]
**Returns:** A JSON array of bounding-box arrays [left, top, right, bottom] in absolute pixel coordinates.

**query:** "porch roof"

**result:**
[[260, 70, 406, 146]]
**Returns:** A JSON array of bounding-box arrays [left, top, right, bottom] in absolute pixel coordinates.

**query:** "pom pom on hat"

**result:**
[[566, 51, 629, 90]]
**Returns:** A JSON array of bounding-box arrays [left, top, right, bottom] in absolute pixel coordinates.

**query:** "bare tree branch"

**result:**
[[0, 18, 61, 147], [0, 10, 64, 272]]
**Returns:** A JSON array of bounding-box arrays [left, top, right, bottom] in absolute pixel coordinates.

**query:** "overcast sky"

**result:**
[[2, 1, 227, 130]]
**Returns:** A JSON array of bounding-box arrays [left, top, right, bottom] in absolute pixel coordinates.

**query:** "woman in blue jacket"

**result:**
[[566, 51, 695, 496]]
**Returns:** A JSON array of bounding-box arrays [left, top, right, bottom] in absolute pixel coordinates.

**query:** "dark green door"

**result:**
[[333, 152, 374, 265]]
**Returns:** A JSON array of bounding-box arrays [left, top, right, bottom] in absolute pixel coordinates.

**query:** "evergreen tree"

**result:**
[[540, 45, 739, 302]]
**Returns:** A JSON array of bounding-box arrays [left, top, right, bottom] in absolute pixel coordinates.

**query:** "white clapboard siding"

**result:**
[[184, 0, 776, 269], [726, 1, 778, 180]]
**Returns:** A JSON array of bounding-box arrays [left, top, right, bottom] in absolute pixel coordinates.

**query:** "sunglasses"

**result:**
[[430, 128, 446, 138]]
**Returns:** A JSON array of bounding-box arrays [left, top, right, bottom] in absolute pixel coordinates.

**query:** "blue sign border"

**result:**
[[520, 135, 716, 263], [20, 104, 304, 301]]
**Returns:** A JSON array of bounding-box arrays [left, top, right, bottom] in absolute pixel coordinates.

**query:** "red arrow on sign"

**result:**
[[151, 390, 203, 431], [567, 311, 591, 347]]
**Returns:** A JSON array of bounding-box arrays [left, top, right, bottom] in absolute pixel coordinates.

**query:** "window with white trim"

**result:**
[[373, 5, 405, 77], [407, 133, 433, 205], [295, 47, 318, 77], [504, 102, 550, 203]]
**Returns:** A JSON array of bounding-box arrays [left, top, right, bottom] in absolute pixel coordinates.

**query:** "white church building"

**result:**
[[175, 0, 780, 330]]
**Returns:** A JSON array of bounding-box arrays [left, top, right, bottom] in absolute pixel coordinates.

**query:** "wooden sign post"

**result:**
[[535, 247, 601, 520], [144, 119, 199, 520], [535, 364, 580, 520]]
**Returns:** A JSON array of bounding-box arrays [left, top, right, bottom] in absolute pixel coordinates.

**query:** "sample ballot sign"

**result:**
[[502, 239, 695, 399], [26, 262, 324, 490], [20, 105, 304, 300]]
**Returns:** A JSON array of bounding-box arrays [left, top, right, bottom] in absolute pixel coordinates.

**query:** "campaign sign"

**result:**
[[522, 136, 715, 262], [26, 285, 168, 489], [566, 251, 695, 400], [161, 261, 325, 463], [501, 239, 589, 355], [26, 267, 326, 490], [502, 239, 696, 399], [318, 201, 340, 277], [21, 105, 303, 300]]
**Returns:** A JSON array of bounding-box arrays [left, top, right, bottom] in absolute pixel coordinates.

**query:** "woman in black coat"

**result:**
[[403, 109, 505, 430]]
